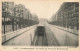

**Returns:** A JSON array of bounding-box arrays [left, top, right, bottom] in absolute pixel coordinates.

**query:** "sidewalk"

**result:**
[[2, 25, 37, 44], [50, 24, 78, 35]]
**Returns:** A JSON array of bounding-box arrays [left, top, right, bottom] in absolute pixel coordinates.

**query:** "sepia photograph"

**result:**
[[1, 1, 79, 47]]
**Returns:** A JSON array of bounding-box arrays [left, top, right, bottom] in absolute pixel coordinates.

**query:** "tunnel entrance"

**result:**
[[32, 26, 48, 46], [37, 26, 45, 36]]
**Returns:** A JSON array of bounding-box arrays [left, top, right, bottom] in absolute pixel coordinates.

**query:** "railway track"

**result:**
[[35, 34, 48, 46]]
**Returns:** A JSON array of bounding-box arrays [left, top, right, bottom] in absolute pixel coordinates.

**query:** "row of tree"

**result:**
[[2, 2, 39, 34]]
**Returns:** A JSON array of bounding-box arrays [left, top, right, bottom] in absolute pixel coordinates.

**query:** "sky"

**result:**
[[14, 0, 63, 20], [10, 0, 77, 20]]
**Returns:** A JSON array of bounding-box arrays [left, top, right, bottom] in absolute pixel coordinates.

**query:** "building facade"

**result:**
[[50, 2, 79, 30], [2, 2, 39, 34]]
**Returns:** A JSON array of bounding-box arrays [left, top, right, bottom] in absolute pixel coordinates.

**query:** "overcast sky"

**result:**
[[13, 0, 76, 20]]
